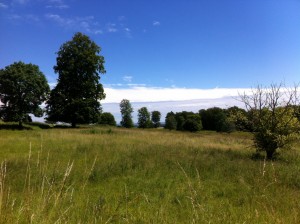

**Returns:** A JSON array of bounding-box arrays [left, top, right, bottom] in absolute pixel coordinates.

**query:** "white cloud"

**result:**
[[107, 23, 117, 33], [0, 2, 8, 8], [124, 27, 132, 38], [94, 30, 103, 34], [108, 27, 117, 32], [104, 83, 147, 88], [102, 86, 252, 104], [25, 14, 39, 22], [123, 75, 133, 82], [30, 84, 252, 124], [45, 13, 67, 25], [13, 0, 29, 5], [8, 14, 22, 20], [118, 15, 126, 21], [8, 13, 40, 23], [100, 86, 250, 123], [45, 14, 102, 34], [102, 97, 246, 124], [46, 0, 69, 9], [48, 82, 57, 89], [153, 21, 160, 26]]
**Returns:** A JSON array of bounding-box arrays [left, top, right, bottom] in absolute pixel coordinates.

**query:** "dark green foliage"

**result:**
[[199, 107, 228, 132], [46, 32, 106, 128], [98, 112, 116, 126], [219, 119, 236, 133], [120, 99, 134, 128], [175, 115, 185, 131], [138, 107, 151, 128], [175, 111, 202, 132], [165, 112, 177, 130], [183, 116, 202, 132], [293, 105, 300, 121], [151, 110, 161, 128], [165, 111, 202, 132], [0, 123, 32, 130], [0, 61, 50, 127]]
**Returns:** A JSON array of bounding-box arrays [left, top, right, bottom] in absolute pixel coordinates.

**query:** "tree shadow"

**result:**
[[24, 122, 52, 129], [0, 124, 32, 130], [52, 125, 75, 129]]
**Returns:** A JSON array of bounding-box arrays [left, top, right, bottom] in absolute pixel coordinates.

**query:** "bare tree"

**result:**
[[239, 83, 300, 159]]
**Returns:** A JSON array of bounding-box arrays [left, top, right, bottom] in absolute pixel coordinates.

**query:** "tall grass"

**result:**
[[0, 126, 299, 223]]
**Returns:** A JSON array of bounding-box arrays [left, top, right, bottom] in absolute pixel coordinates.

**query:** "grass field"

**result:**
[[0, 125, 300, 223]]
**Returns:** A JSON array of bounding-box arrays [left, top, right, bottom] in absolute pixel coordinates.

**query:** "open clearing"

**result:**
[[0, 126, 300, 223]]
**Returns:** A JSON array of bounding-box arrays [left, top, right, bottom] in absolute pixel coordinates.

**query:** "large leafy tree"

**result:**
[[240, 83, 300, 159], [120, 99, 134, 128], [0, 62, 50, 127], [46, 32, 106, 127]]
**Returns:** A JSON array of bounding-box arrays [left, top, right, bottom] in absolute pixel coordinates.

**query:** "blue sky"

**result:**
[[1, 0, 300, 122]]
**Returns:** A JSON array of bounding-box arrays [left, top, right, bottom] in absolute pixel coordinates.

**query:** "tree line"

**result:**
[[1, 32, 300, 159]]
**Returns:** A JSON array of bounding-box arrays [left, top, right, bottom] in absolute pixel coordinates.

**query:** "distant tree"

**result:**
[[98, 112, 116, 126], [151, 110, 161, 128], [0, 62, 50, 127], [165, 112, 177, 130], [175, 111, 202, 132], [183, 114, 203, 132], [138, 107, 151, 128], [46, 32, 106, 128], [175, 114, 185, 131], [199, 107, 227, 132], [120, 99, 134, 128], [226, 106, 250, 131], [240, 83, 300, 159]]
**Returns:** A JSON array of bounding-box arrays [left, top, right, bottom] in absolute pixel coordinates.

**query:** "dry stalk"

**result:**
[[177, 162, 201, 222], [0, 161, 7, 216], [23, 143, 32, 193], [55, 161, 74, 206], [82, 155, 98, 190]]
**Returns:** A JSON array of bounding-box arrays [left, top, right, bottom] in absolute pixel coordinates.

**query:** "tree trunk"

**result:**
[[71, 121, 76, 128], [266, 149, 275, 160], [18, 120, 23, 129]]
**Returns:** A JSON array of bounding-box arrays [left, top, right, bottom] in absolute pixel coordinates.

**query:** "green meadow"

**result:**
[[0, 125, 300, 223]]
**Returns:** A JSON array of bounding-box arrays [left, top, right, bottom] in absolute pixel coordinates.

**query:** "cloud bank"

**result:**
[[102, 86, 251, 103], [101, 86, 250, 123]]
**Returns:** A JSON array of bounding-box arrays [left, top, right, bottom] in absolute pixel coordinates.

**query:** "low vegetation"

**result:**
[[0, 125, 300, 223]]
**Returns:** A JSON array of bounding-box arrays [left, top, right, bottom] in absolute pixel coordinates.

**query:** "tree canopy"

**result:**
[[175, 111, 202, 132], [0, 61, 50, 127], [151, 111, 161, 128], [199, 107, 228, 132], [98, 112, 116, 126], [46, 32, 106, 127], [120, 99, 134, 128], [165, 112, 177, 130], [138, 107, 151, 128]]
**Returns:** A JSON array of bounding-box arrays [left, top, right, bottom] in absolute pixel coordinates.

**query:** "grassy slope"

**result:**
[[0, 126, 300, 223]]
